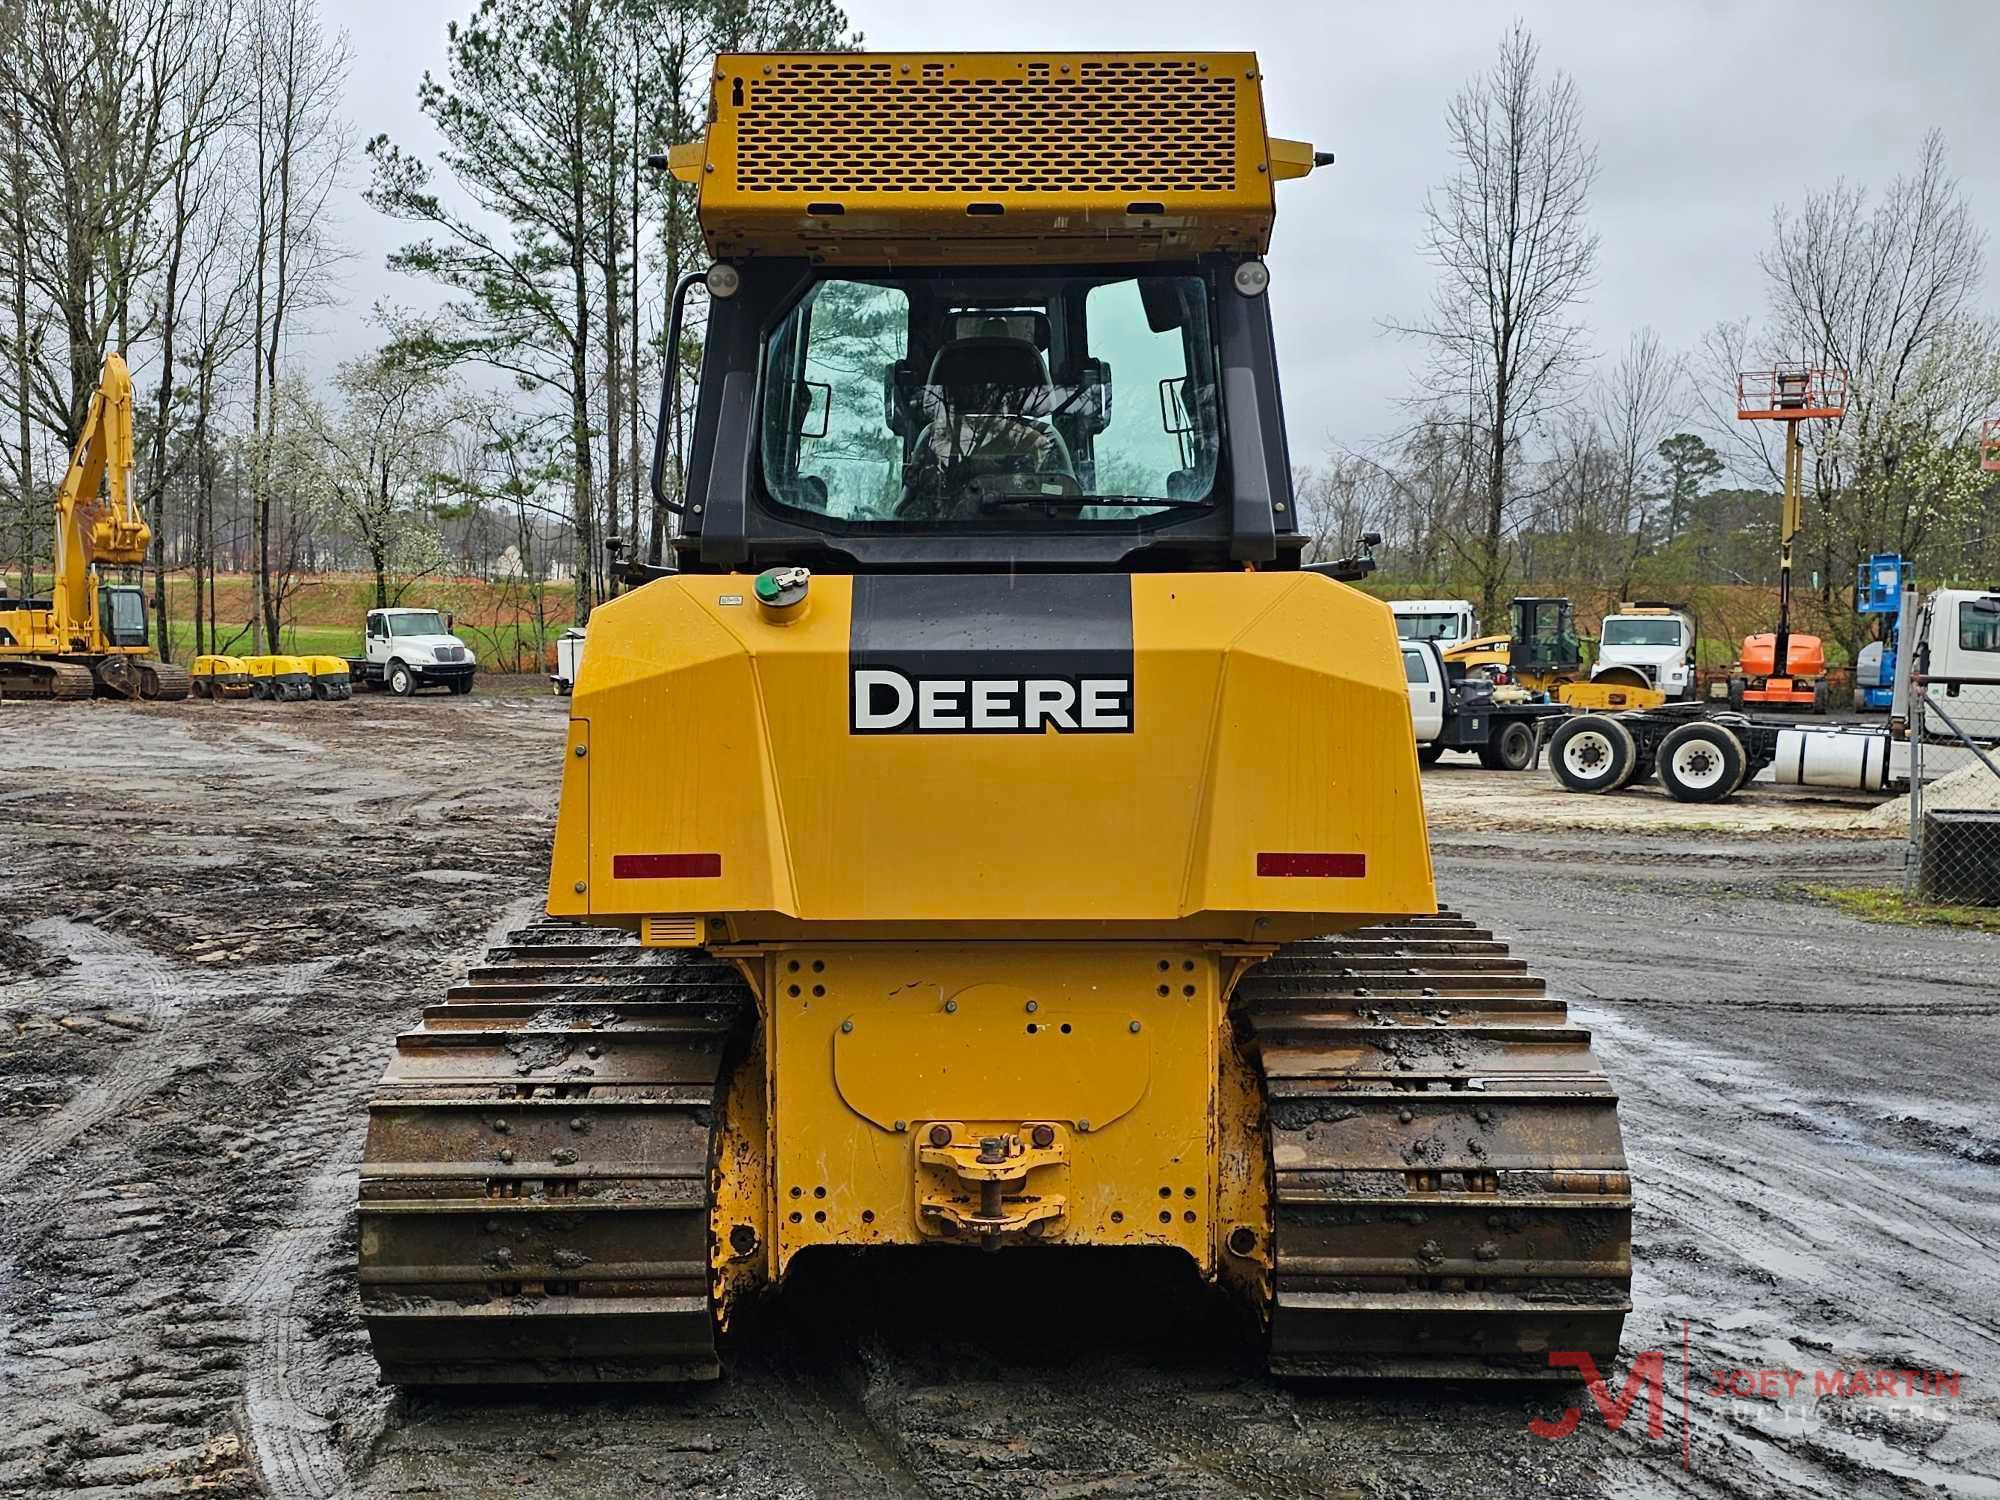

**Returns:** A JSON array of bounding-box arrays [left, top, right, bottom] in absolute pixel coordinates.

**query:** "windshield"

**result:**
[[1602, 618, 1682, 647], [759, 272, 1219, 526], [1396, 612, 1466, 642], [389, 612, 446, 637], [102, 586, 147, 645]]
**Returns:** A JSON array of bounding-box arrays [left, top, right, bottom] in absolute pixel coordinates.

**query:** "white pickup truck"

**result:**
[[346, 607, 478, 696]]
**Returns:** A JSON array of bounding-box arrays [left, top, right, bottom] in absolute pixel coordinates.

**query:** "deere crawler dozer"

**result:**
[[0, 353, 190, 701], [359, 51, 1631, 1384]]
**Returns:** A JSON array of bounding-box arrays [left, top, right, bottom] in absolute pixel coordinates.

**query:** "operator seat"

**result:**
[[910, 334, 1077, 511]]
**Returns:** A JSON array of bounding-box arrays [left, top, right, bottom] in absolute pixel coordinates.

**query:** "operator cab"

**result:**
[[98, 584, 149, 648], [672, 257, 1296, 574]]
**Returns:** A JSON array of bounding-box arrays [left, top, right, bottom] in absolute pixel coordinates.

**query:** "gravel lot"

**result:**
[[1, 690, 1994, 1499]]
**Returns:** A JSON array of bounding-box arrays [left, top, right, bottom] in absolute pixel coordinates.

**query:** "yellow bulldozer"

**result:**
[[358, 51, 1630, 1385], [0, 353, 190, 701]]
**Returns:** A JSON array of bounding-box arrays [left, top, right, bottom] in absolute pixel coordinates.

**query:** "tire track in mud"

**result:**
[[1580, 1000, 2000, 1497], [228, 1034, 380, 1500], [0, 919, 217, 1185]]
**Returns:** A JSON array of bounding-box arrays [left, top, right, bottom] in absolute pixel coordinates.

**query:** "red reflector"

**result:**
[[613, 853, 722, 879], [1257, 852, 1366, 879]]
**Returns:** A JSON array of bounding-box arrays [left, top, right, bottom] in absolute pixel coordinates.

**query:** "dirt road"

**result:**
[[2, 694, 1994, 1499]]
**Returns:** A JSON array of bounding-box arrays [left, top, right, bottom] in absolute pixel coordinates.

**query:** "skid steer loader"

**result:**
[[358, 51, 1631, 1385]]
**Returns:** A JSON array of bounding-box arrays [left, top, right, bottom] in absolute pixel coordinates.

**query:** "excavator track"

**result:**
[[0, 658, 96, 700], [138, 659, 193, 700], [1238, 910, 1631, 1380], [358, 924, 753, 1384]]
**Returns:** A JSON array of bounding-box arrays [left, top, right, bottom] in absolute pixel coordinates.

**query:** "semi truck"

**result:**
[[1389, 598, 1478, 646], [1550, 583, 2000, 802]]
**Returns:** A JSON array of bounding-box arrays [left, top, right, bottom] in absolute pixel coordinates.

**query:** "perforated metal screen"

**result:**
[[732, 57, 1241, 196]]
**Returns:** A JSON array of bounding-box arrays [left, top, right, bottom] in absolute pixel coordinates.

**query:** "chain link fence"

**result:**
[[1906, 676, 2000, 906]]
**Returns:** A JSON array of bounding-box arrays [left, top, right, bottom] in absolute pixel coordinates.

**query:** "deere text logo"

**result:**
[[851, 668, 1133, 734]]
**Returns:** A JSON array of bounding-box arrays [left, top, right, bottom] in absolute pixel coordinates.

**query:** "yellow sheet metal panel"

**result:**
[[761, 942, 1218, 1270], [696, 52, 1279, 264], [560, 570, 1433, 936]]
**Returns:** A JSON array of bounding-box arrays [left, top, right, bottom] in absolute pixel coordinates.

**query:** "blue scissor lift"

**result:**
[[1854, 553, 1913, 711]]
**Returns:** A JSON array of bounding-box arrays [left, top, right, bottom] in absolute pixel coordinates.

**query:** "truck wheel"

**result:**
[[1418, 743, 1446, 768], [1655, 722, 1748, 804], [1811, 680, 1828, 714], [1727, 676, 1746, 712], [1548, 715, 1635, 794], [1478, 719, 1537, 772], [388, 661, 415, 696], [449, 679, 472, 696]]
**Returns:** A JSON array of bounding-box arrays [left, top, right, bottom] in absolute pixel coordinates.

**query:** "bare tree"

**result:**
[[246, 0, 348, 650], [1390, 22, 1599, 623]]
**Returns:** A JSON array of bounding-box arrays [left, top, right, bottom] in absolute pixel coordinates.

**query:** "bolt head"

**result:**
[[569, 1117, 584, 1131], [943, 999, 957, 1014], [1397, 1109, 1413, 1124], [840, 1018, 853, 1034], [574, 743, 586, 756], [1077, 1118, 1091, 1133], [893, 1119, 907, 1133], [585, 1043, 601, 1058], [927, 1123, 952, 1148], [1030, 1123, 1055, 1149], [498, 1147, 514, 1163], [1129, 1020, 1141, 1034], [1025, 1000, 1038, 1013], [573, 880, 586, 894]]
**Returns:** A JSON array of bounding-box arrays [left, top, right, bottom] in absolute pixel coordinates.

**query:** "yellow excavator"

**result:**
[[359, 51, 1630, 1385], [0, 353, 190, 700]]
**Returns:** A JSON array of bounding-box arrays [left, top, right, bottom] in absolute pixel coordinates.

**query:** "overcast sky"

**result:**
[[325, 0, 2000, 460]]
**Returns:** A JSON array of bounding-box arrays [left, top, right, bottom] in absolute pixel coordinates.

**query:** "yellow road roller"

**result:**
[[189, 654, 253, 700], [244, 654, 311, 702], [301, 654, 353, 700]]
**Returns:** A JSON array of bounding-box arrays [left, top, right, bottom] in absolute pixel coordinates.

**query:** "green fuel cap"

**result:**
[[754, 566, 810, 613]]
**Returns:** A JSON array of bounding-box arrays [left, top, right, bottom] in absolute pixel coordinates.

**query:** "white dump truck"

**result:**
[[1592, 602, 1698, 701]]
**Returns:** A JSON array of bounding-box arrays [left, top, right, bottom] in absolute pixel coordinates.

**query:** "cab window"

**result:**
[[1958, 600, 2000, 654], [1403, 649, 1428, 684], [758, 270, 1220, 527]]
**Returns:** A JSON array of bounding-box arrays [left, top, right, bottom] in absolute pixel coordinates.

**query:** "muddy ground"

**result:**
[[1, 688, 1995, 1500]]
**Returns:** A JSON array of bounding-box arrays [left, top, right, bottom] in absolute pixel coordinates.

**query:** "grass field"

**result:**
[[162, 573, 576, 670]]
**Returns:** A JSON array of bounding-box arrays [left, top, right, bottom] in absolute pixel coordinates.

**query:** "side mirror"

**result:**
[[444, 613, 455, 634]]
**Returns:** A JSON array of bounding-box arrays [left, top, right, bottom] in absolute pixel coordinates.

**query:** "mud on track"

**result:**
[[1, 692, 1995, 1499]]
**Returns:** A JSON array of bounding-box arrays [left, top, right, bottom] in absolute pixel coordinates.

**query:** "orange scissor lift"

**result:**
[[1728, 366, 1848, 711]]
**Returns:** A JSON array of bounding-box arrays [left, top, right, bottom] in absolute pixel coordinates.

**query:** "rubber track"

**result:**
[[0, 657, 95, 699], [1237, 910, 1632, 1379], [358, 924, 754, 1384]]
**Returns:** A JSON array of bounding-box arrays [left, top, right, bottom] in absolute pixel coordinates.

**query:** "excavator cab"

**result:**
[[97, 584, 149, 648]]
